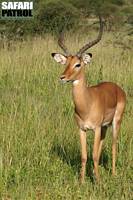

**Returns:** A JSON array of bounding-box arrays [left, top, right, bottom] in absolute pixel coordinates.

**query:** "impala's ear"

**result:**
[[51, 53, 67, 65], [82, 53, 92, 65]]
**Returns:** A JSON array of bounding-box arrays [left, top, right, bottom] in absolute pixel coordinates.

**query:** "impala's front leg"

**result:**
[[93, 127, 101, 181], [79, 129, 87, 184]]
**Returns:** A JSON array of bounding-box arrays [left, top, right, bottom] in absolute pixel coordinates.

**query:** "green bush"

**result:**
[[121, 6, 133, 24], [37, 1, 80, 34], [0, 1, 80, 38], [0, 0, 132, 38]]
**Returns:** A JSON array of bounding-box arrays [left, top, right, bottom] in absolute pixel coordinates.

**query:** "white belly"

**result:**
[[81, 121, 96, 131]]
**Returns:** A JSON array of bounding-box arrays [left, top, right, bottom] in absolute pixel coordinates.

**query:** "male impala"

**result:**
[[51, 16, 126, 182]]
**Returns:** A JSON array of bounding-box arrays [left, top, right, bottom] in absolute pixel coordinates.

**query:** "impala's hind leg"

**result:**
[[112, 102, 125, 176]]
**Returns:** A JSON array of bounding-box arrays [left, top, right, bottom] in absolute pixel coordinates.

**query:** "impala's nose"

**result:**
[[60, 75, 66, 80]]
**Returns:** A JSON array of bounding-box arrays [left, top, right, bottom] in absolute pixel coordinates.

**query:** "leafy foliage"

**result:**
[[36, 1, 80, 34], [0, 0, 133, 38]]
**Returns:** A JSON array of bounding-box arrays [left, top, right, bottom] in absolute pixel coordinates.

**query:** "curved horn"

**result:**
[[58, 31, 70, 55], [77, 15, 104, 56]]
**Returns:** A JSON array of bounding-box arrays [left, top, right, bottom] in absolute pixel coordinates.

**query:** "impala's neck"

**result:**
[[72, 69, 91, 118]]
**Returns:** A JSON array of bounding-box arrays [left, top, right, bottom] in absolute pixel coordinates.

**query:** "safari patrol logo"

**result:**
[[1, 1, 33, 18]]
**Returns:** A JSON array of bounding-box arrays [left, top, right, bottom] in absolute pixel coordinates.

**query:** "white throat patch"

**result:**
[[73, 80, 79, 85]]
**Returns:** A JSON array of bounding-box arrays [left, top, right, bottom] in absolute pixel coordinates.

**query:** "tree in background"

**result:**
[[0, 0, 132, 38]]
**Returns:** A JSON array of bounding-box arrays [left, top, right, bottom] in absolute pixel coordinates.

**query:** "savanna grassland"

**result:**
[[0, 32, 133, 199]]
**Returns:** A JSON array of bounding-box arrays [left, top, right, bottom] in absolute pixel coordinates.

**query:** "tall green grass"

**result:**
[[0, 33, 133, 199]]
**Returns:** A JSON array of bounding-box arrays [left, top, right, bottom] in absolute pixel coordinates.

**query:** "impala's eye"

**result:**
[[75, 64, 81, 68]]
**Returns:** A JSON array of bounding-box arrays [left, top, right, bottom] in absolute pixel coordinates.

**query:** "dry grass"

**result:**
[[0, 32, 133, 199]]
